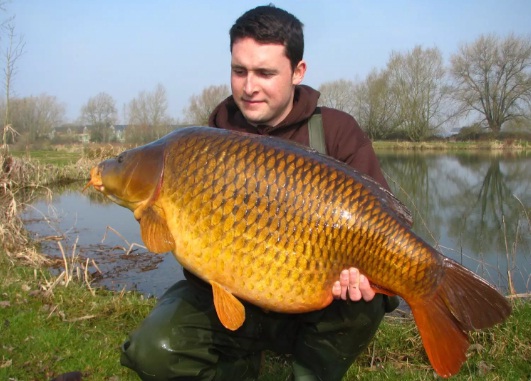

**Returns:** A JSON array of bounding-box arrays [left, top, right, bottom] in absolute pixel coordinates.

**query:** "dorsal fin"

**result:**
[[211, 281, 246, 331], [361, 172, 413, 228]]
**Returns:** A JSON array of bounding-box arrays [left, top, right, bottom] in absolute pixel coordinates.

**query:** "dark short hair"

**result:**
[[229, 5, 304, 70]]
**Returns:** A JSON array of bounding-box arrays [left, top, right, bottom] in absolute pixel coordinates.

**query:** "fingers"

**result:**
[[358, 273, 376, 301], [332, 281, 341, 299], [347, 268, 362, 301], [332, 267, 375, 302], [332, 269, 350, 300]]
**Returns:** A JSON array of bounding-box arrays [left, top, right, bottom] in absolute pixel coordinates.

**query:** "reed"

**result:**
[[0, 144, 102, 264], [504, 195, 531, 295], [0, 132, 121, 301], [1, 155, 36, 260]]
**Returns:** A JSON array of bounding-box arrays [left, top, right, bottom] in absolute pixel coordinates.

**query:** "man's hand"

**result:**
[[332, 267, 375, 302]]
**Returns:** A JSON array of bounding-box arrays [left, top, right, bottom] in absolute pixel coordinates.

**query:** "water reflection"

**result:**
[[379, 151, 530, 293], [21, 152, 530, 297]]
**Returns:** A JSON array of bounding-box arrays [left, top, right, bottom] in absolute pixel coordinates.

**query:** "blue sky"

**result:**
[[8, 0, 531, 122]]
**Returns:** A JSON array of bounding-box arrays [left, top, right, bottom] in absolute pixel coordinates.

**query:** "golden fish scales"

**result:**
[[158, 130, 440, 312]]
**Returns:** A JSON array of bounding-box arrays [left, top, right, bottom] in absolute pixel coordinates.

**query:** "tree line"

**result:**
[[3, 33, 531, 146], [318, 34, 531, 141]]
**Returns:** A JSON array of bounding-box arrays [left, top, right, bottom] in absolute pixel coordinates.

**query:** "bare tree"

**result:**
[[80, 92, 117, 142], [355, 69, 399, 140], [5, 94, 65, 143], [34, 94, 65, 137], [183, 84, 230, 125], [318, 79, 357, 115], [2, 18, 24, 148], [387, 46, 451, 141], [127, 83, 172, 143], [450, 34, 531, 134]]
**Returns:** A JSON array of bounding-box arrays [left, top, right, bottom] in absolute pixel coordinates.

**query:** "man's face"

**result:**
[[231, 37, 306, 127]]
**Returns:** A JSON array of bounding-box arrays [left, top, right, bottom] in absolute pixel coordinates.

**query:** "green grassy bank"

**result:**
[[372, 139, 531, 152], [0, 253, 529, 380]]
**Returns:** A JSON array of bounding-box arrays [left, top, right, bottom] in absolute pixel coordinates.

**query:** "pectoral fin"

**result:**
[[139, 207, 175, 253], [211, 281, 245, 331]]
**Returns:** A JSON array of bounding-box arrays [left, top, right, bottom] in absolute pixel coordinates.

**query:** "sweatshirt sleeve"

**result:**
[[321, 108, 391, 191]]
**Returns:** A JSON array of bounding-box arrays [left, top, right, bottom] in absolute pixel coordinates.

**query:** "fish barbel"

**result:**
[[86, 126, 511, 378]]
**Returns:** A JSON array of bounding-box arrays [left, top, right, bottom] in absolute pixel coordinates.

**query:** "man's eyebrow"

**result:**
[[231, 64, 248, 71], [231, 64, 278, 73]]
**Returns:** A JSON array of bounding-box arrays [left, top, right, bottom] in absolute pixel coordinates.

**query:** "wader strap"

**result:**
[[307, 108, 327, 155]]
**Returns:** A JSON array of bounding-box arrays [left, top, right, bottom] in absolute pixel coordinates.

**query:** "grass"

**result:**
[[372, 139, 531, 152], [0, 253, 154, 380], [10, 143, 123, 166], [347, 304, 531, 380], [10, 149, 82, 166], [1, 253, 529, 380]]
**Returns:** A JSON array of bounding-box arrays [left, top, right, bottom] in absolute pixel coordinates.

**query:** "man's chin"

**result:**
[[241, 111, 269, 126]]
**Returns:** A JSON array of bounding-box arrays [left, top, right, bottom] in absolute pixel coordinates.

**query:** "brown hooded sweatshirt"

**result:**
[[208, 84, 390, 190]]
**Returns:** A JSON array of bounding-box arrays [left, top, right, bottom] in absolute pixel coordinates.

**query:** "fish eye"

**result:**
[[117, 154, 124, 163]]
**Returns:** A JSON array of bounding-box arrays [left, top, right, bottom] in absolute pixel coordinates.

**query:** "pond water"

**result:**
[[21, 151, 531, 298], [22, 189, 182, 296]]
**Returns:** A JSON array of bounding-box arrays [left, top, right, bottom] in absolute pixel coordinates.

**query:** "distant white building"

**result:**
[[109, 124, 127, 142]]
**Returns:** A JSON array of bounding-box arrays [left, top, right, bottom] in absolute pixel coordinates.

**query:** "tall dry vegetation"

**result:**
[[1, 153, 45, 264], [0, 130, 111, 264]]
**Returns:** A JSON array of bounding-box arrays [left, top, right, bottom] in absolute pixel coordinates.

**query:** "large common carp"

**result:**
[[86, 126, 511, 378]]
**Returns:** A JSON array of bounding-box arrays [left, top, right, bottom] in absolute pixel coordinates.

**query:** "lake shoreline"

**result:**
[[9, 138, 531, 166], [373, 139, 531, 152]]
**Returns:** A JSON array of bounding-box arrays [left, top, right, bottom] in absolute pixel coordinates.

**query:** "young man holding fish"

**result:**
[[121, 5, 399, 380]]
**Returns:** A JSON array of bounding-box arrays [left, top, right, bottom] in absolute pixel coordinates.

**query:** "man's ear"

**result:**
[[292, 60, 307, 85]]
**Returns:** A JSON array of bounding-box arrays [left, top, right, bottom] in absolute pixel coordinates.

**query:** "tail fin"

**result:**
[[409, 257, 512, 378], [410, 295, 469, 377]]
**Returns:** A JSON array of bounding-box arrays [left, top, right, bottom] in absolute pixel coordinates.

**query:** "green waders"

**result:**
[[120, 280, 398, 380]]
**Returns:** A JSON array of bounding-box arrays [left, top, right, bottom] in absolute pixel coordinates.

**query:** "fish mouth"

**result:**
[[83, 166, 104, 192], [83, 179, 104, 192]]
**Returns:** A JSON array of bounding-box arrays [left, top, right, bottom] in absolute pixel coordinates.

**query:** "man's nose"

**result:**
[[243, 73, 257, 95]]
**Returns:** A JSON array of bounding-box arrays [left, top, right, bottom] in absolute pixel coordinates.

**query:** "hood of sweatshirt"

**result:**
[[208, 85, 321, 134]]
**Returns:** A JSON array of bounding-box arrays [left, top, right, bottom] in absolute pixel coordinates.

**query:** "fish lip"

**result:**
[[83, 178, 104, 193], [84, 165, 105, 192], [83, 179, 103, 193]]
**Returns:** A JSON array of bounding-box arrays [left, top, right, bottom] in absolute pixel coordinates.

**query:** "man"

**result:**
[[121, 5, 398, 380]]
